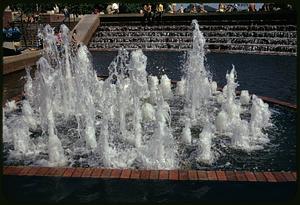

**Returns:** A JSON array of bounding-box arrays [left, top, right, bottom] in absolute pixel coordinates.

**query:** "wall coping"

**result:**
[[3, 166, 297, 183]]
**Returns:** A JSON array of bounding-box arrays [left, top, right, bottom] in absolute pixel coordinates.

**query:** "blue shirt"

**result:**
[[6, 27, 22, 41]]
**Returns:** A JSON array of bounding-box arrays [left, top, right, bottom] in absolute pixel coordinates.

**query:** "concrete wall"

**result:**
[[71, 14, 100, 45]]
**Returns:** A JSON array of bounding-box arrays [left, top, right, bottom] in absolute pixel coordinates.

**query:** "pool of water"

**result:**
[[3, 52, 296, 105], [92, 51, 297, 104], [3, 98, 296, 171], [3, 175, 297, 203], [2, 51, 296, 172]]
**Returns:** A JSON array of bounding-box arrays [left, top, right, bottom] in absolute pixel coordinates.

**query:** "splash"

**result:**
[[3, 21, 272, 168]]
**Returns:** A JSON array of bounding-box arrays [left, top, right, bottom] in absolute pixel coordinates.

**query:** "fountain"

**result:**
[[3, 20, 275, 169]]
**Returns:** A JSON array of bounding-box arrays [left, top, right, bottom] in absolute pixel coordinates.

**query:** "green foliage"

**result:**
[[119, 3, 143, 13]]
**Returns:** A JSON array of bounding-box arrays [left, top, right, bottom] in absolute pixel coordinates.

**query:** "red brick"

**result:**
[[45, 168, 59, 176], [179, 170, 188, 180], [215, 171, 227, 181], [27, 167, 40, 176], [207, 171, 218, 180], [81, 168, 93, 178], [53, 168, 67, 177], [71, 168, 85, 177], [110, 169, 122, 178], [100, 169, 112, 178], [159, 170, 169, 180], [18, 167, 32, 176], [4, 166, 22, 175], [292, 172, 297, 180], [120, 169, 131, 179], [282, 172, 296, 182], [253, 172, 267, 182], [188, 170, 198, 180], [235, 171, 247, 182], [149, 170, 159, 180], [244, 171, 257, 182], [3, 166, 9, 174], [169, 170, 179, 180], [90, 168, 103, 178], [272, 172, 286, 182], [140, 170, 151, 180], [3, 166, 12, 175], [62, 168, 76, 177], [130, 170, 140, 179], [225, 171, 237, 181], [197, 171, 208, 180], [263, 172, 277, 182], [35, 167, 51, 176]]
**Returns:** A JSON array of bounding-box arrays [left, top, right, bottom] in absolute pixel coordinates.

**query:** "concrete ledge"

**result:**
[[72, 14, 100, 45], [3, 166, 297, 183], [3, 50, 42, 75]]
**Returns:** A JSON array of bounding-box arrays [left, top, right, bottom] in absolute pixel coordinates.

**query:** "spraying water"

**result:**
[[3, 21, 272, 169]]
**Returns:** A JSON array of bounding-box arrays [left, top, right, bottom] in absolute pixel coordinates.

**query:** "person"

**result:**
[[3, 22, 22, 56], [71, 29, 79, 51], [53, 4, 59, 14], [63, 6, 70, 23], [54, 28, 62, 51], [217, 3, 226, 12], [199, 4, 207, 13], [93, 8, 100, 14], [143, 3, 153, 25], [6, 22, 22, 49], [179, 4, 184, 13], [106, 3, 119, 14], [261, 3, 270, 11], [226, 4, 238, 12], [155, 3, 164, 24], [248, 3, 256, 12], [72, 29, 78, 43], [190, 4, 197, 13], [171, 3, 176, 14], [112, 3, 119, 14]]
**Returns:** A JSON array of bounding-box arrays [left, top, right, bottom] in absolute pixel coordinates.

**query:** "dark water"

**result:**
[[91, 51, 297, 104], [204, 105, 296, 172], [3, 176, 297, 203], [2, 51, 297, 203], [91, 50, 296, 172], [3, 52, 296, 104], [2, 68, 36, 104]]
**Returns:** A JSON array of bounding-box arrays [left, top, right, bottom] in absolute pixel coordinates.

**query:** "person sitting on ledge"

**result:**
[[171, 3, 177, 14], [143, 3, 153, 25], [6, 22, 22, 50], [2, 22, 22, 56], [190, 4, 197, 13], [199, 4, 207, 13], [217, 3, 226, 12], [106, 3, 119, 14], [248, 3, 256, 12], [179, 4, 184, 13], [155, 3, 164, 25], [63, 6, 70, 23]]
